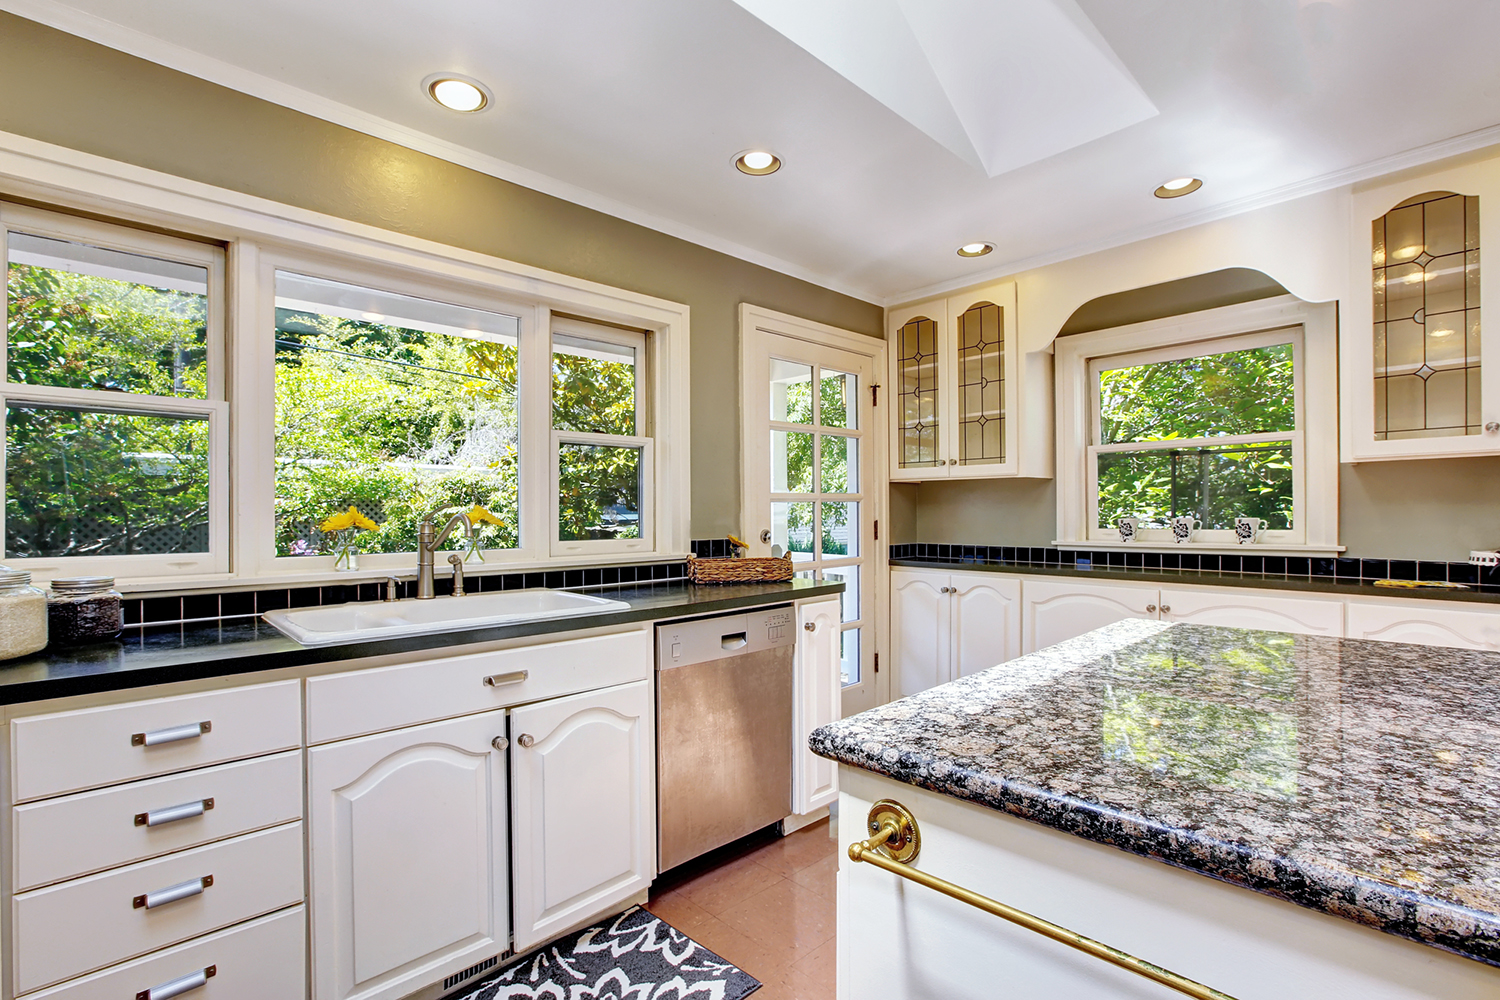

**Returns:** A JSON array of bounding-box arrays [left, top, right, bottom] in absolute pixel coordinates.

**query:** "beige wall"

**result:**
[[0, 13, 883, 541]]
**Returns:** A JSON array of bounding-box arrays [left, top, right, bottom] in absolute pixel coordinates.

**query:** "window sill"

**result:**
[[1055, 540, 1347, 557]]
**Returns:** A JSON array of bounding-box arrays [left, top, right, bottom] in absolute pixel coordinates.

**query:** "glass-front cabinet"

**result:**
[[1343, 162, 1499, 461], [887, 280, 1051, 480]]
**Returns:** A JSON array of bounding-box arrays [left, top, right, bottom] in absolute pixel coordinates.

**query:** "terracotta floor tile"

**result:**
[[716, 879, 835, 968], [644, 890, 718, 937], [787, 853, 837, 900], [787, 937, 835, 988], [747, 821, 838, 879], [675, 852, 787, 916], [680, 911, 796, 983]]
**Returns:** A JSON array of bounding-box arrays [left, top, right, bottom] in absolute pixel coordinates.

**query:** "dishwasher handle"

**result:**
[[720, 632, 748, 651]]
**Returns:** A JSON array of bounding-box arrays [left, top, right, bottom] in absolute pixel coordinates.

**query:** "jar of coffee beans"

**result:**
[[47, 577, 123, 647]]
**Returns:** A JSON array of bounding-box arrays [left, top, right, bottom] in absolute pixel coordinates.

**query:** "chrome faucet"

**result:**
[[416, 507, 476, 600]]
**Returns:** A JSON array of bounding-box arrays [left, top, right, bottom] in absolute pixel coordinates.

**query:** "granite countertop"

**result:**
[[811, 619, 1500, 966], [0, 580, 841, 704], [892, 557, 1500, 605]]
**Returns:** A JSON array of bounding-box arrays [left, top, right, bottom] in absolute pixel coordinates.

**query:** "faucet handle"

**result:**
[[385, 577, 401, 602]]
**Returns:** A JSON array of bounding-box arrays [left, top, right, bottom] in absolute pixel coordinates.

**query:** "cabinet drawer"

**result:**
[[13, 822, 305, 995], [26, 906, 306, 1000], [15, 751, 303, 892], [306, 628, 651, 743], [12, 681, 301, 802]]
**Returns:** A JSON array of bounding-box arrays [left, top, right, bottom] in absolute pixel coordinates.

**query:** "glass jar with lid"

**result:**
[[0, 569, 48, 660], [47, 577, 123, 647]]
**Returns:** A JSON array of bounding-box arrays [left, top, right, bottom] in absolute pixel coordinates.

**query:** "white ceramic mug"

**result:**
[[1117, 516, 1140, 543], [1170, 516, 1202, 543], [1234, 517, 1268, 544]]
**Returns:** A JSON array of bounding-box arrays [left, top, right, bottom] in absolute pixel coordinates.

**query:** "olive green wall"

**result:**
[[0, 12, 883, 542]]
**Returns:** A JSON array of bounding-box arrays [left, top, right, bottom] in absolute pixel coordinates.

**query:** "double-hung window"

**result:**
[[1, 205, 227, 578]]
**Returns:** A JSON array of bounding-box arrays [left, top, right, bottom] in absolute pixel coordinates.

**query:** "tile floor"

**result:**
[[646, 819, 838, 999]]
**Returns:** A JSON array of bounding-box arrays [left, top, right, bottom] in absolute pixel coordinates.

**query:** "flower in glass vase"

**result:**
[[463, 504, 505, 562], [318, 506, 380, 571]]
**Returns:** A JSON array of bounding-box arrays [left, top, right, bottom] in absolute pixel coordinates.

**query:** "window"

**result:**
[[1055, 296, 1339, 552], [1, 206, 226, 577], [551, 319, 652, 555]]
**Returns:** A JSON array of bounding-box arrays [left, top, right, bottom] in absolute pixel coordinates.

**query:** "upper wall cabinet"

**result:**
[[888, 280, 1052, 481], [1344, 161, 1500, 461]]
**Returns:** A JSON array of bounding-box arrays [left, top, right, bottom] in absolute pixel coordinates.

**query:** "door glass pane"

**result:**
[[820, 369, 857, 429], [770, 359, 814, 424], [957, 302, 1004, 465], [819, 434, 857, 494], [772, 501, 815, 561], [771, 430, 813, 493], [553, 334, 638, 435], [820, 501, 859, 557], [841, 628, 861, 686], [7, 232, 210, 398], [557, 443, 641, 541], [273, 272, 521, 555], [7, 403, 210, 558], [896, 316, 939, 468], [823, 565, 860, 622]]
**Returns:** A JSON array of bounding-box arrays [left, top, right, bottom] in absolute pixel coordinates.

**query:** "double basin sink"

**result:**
[[263, 589, 631, 646]]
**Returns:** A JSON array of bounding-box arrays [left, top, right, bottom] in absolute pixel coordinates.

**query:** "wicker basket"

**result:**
[[687, 553, 794, 584]]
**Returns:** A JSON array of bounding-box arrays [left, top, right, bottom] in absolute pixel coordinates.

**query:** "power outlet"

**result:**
[[1469, 550, 1500, 567]]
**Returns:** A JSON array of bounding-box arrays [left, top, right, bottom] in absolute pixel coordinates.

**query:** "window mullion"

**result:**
[[521, 304, 553, 558]]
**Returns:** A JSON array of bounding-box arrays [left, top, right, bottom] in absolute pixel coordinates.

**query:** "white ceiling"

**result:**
[[8, 0, 1500, 304]]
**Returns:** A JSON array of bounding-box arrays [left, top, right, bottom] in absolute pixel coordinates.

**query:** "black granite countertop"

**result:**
[[0, 580, 842, 704], [892, 557, 1500, 605], [811, 619, 1500, 966]]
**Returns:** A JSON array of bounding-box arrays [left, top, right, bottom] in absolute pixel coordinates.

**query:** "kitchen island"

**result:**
[[811, 619, 1500, 999]]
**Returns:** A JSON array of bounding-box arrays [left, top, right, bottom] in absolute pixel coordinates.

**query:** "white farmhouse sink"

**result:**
[[262, 589, 631, 646]]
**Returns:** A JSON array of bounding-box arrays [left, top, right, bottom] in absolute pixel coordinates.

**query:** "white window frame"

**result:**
[[0, 131, 692, 587], [0, 203, 229, 581], [549, 317, 654, 557], [1055, 295, 1341, 555]]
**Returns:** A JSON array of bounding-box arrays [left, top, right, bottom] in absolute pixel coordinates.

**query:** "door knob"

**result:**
[[491, 736, 509, 751], [517, 733, 535, 748]]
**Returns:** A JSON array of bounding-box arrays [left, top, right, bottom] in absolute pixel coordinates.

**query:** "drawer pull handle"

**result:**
[[136, 798, 214, 827], [483, 670, 529, 687], [134, 875, 212, 909], [137, 964, 216, 1000], [132, 721, 211, 747]]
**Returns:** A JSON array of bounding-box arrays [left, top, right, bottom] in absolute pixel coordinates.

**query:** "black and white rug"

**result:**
[[451, 906, 761, 1000]]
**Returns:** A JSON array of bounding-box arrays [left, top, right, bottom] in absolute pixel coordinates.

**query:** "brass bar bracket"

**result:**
[[848, 799, 1239, 1000]]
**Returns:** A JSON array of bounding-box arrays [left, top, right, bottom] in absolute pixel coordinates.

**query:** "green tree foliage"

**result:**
[[1096, 344, 1295, 529], [778, 375, 854, 555], [553, 351, 641, 541]]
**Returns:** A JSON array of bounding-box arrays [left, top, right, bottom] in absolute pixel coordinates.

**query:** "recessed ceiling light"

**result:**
[[1155, 177, 1203, 199], [424, 73, 491, 113], [957, 242, 994, 257], [734, 150, 782, 175]]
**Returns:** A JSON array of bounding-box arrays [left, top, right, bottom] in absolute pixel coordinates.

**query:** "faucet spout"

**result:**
[[416, 508, 476, 600]]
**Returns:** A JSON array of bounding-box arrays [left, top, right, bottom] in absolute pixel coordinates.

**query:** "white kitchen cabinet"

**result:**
[[888, 281, 1051, 481], [1159, 586, 1344, 636], [892, 569, 1021, 696], [308, 709, 510, 1000], [794, 599, 842, 816], [509, 680, 654, 952], [1346, 598, 1500, 649], [1021, 578, 1159, 654]]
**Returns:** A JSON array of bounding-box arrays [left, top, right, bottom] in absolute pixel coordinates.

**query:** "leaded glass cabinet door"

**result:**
[[945, 282, 1019, 477], [888, 298, 945, 480]]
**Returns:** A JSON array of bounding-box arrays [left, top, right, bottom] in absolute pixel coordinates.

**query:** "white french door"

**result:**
[[739, 305, 888, 716]]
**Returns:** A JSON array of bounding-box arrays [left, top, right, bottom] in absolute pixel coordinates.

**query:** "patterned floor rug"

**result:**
[[450, 905, 761, 1000]]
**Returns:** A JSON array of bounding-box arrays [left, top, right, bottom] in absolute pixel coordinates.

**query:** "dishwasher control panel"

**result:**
[[657, 606, 797, 668]]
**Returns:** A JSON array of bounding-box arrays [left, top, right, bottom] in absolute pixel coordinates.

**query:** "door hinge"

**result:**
[[874, 519, 879, 540], [871, 383, 880, 406], [874, 652, 879, 674]]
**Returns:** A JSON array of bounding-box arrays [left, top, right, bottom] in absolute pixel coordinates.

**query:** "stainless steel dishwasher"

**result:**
[[656, 606, 796, 871]]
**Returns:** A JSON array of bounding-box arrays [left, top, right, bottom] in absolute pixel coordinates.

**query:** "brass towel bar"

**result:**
[[847, 799, 1240, 1000]]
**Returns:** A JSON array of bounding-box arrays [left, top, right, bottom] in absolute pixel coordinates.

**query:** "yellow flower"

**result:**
[[319, 506, 379, 533], [467, 504, 504, 527]]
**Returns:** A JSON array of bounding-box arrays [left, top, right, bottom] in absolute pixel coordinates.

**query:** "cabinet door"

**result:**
[[794, 599, 842, 816], [947, 282, 1019, 478], [951, 573, 1022, 676], [1346, 600, 1500, 650], [1022, 579, 1159, 654], [509, 680, 654, 952], [892, 569, 951, 697], [889, 299, 948, 479], [1160, 587, 1344, 636], [308, 710, 508, 1000]]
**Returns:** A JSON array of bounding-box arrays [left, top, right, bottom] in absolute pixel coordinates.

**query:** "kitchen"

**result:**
[[0, 2, 1499, 999]]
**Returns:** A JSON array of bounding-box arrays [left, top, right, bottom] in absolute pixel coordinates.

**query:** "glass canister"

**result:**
[[0, 569, 48, 660], [47, 576, 123, 647]]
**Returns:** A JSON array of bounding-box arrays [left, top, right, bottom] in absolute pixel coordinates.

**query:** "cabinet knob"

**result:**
[[1487, 421, 1500, 433], [804, 622, 817, 632], [1146, 604, 1156, 613], [517, 734, 535, 748], [1160, 605, 1171, 613], [491, 736, 509, 751]]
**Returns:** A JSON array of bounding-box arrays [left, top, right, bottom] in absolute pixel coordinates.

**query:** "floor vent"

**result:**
[[444, 955, 499, 991]]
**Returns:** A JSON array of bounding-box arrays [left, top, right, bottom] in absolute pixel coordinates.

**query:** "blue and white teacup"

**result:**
[[1234, 517, 1268, 544], [1117, 517, 1140, 543], [1170, 516, 1201, 543]]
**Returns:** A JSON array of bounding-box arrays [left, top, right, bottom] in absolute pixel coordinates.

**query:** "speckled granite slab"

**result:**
[[811, 620, 1500, 966]]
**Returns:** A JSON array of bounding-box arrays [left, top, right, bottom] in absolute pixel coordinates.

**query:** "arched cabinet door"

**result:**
[[509, 680, 654, 951], [892, 568, 950, 697], [1022, 579, 1159, 654], [308, 709, 509, 1000]]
